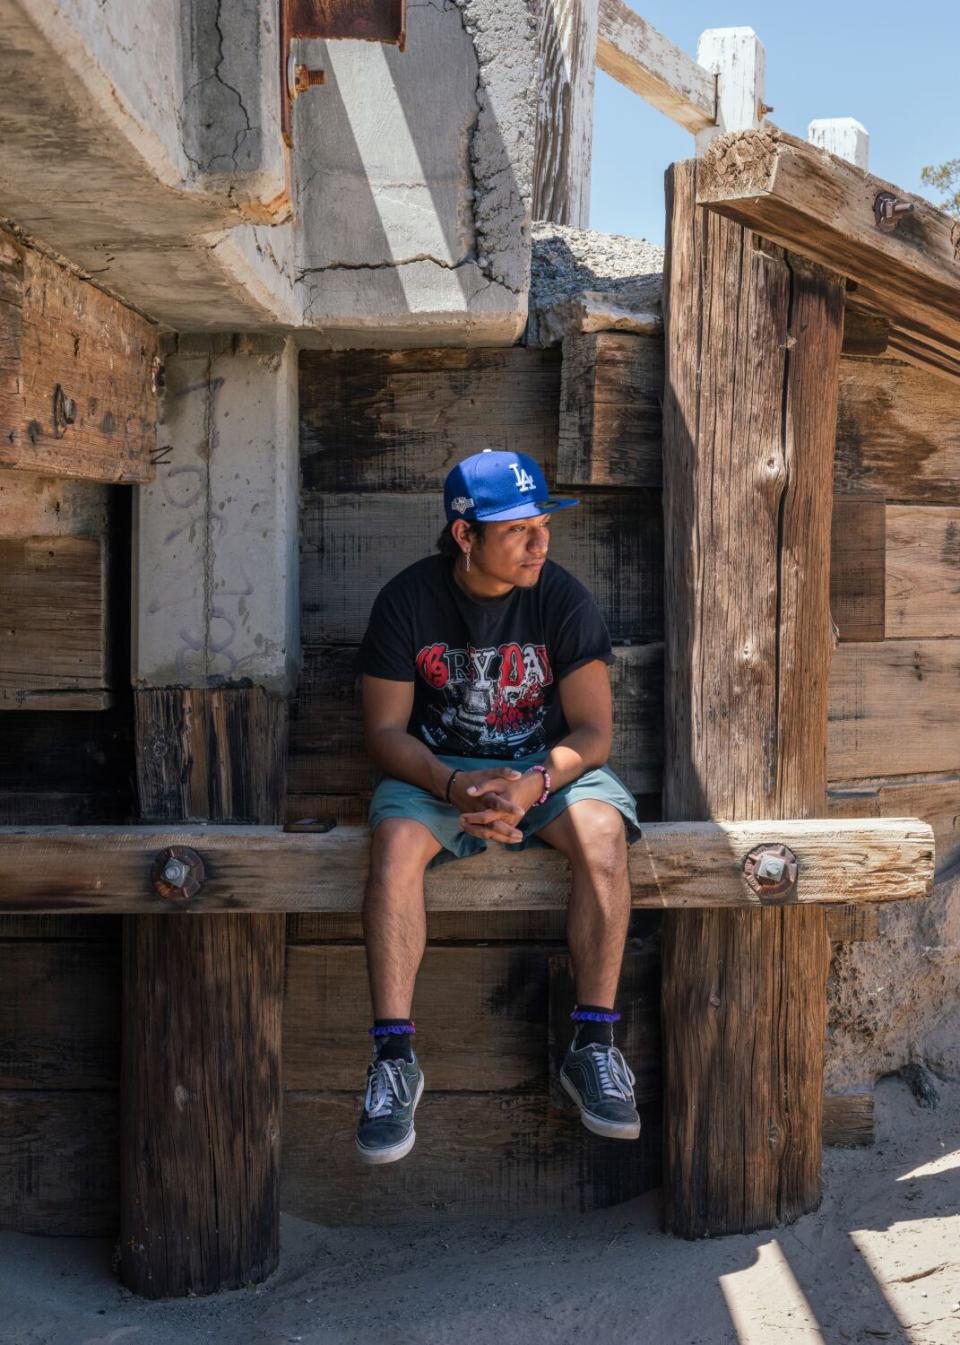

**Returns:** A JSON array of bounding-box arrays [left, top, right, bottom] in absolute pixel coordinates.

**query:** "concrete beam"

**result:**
[[132, 335, 300, 695]]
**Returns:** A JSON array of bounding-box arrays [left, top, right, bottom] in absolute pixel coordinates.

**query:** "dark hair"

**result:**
[[436, 519, 487, 558]]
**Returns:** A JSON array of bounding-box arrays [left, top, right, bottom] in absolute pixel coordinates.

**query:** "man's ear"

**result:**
[[450, 519, 471, 553]]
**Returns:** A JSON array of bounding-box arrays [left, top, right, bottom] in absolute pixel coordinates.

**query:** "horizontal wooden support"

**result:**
[[0, 818, 933, 915], [597, 0, 716, 133], [696, 128, 960, 351]]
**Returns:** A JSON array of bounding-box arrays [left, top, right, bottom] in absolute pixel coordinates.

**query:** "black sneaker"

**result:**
[[560, 1040, 641, 1140], [355, 1054, 424, 1165]]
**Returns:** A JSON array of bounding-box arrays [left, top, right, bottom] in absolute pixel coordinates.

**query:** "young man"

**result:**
[[355, 449, 643, 1164]]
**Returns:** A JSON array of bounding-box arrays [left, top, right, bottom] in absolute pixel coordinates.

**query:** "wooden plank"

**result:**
[[842, 306, 890, 357], [289, 642, 663, 798], [0, 1090, 119, 1235], [830, 497, 885, 641], [0, 817, 934, 914], [281, 1091, 660, 1224], [0, 707, 133, 796], [557, 332, 663, 487], [299, 348, 561, 492], [835, 357, 960, 504], [0, 942, 119, 1089], [300, 492, 664, 645], [696, 127, 960, 352], [661, 159, 843, 1237], [824, 904, 881, 944], [830, 771, 960, 877], [596, 0, 715, 133], [885, 505, 960, 638], [0, 233, 158, 483], [123, 685, 288, 1298], [284, 945, 549, 1092], [0, 537, 107, 701], [286, 910, 570, 942], [533, 0, 598, 227], [829, 640, 960, 778], [135, 687, 288, 823], [0, 913, 121, 939], [0, 471, 111, 538], [822, 1092, 874, 1147]]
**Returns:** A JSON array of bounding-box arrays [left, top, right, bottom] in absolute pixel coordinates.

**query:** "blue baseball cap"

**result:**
[[443, 450, 579, 523]]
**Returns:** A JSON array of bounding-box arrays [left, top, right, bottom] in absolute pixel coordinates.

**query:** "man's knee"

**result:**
[[368, 818, 438, 887], [552, 802, 628, 882]]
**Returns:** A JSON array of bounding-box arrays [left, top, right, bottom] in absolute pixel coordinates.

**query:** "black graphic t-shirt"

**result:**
[[358, 556, 613, 759]]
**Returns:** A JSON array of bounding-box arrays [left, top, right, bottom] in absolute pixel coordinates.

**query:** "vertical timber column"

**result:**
[[660, 161, 845, 1237], [122, 336, 299, 1297], [533, 0, 598, 226]]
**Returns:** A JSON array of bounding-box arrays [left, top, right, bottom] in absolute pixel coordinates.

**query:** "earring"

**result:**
[[464, 549, 471, 572]]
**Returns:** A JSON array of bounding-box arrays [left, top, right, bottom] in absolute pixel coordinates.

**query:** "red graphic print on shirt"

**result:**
[[415, 641, 554, 753]]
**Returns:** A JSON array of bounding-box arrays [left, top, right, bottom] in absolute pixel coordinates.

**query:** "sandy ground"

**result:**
[[3, 1076, 960, 1345]]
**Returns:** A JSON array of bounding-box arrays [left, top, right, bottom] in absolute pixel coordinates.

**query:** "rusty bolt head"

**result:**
[[743, 843, 799, 900], [874, 191, 914, 228], [151, 846, 205, 902]]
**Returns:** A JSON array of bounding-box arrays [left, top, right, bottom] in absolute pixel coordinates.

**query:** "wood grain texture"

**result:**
[[299, 347, 561, 491], [533, 0, 598, 227], [0, 232, 158, 483], [828, 640, 960, 778], [123, 686, 287, 1298], [301, 492, 664, 645], [0, 1090, 118, 1234], [289, 642, 664, 798], [286, 910, 571, 943], [835, 358, 960, 503], [829, 771, 960, 876], [557, 332, 663, 487], [822, 1093, 874, 1147], [830, 498, 885, 641], [281, 1091, 660, 1224], [661, 160, 843, 1237], [0, 941, 119, 1089], [284, 945, 549, 1092], [0, 817, 934, 915], [696, 126, 960, 354], [0, 536, 107, 701], [0, 706, 133, 797], [884, 505, 960, 637], [597, 0, 715, 132], [135, 687, 288, 823]]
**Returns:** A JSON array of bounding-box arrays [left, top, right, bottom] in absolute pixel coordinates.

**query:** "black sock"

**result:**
[[572, 1004, 616, 1048], [372, 1018, 415, 1063]]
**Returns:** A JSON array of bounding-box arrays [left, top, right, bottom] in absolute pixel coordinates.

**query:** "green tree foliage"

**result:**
[[920, 158, 960, 217]]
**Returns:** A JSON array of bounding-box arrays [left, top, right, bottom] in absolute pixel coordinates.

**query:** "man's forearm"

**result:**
[[367, 727, 453, 799], [542, 724, 610, 791]]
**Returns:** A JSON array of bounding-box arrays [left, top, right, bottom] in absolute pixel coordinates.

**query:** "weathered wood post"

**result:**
[[533, 0, 599, 226], [121, 336, 299, 1296], [660, 159, 845, 1236]]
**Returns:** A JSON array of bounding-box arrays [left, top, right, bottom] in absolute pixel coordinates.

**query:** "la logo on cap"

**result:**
[[510, 463, 536, 493]]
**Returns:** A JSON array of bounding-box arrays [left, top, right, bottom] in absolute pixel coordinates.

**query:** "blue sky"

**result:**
[[590, 1, 958, 244]]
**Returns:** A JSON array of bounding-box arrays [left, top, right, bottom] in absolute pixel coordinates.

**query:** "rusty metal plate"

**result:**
[[286, 0, 406, 47]]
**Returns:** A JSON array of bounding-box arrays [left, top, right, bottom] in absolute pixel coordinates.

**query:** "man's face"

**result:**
[[471, 514, 551, 588]]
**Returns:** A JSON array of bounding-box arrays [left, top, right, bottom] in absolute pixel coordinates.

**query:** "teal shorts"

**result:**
[[368, 752, 642, 870]]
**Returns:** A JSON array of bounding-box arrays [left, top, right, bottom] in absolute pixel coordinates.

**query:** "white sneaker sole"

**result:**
[[355, 1073, 425, 1166], [560, 1071, 642, 1140]]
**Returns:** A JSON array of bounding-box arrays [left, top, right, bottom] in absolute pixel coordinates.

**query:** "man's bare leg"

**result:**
[[537, 800, 639, 1139], [536, 799, 631, 1004], [362, 817, 443, 1019]]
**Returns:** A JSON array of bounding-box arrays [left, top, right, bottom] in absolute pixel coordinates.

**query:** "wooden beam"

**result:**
[[0, 231, 158, 483], [661, 158, 845, 1238], [533, 0, 598, 226], [0, 817, 933, 915], [830, 497, 886, 641], [557, 332, 663, 487], [696, 126, 960, 350], [596, 0, 715, 133]]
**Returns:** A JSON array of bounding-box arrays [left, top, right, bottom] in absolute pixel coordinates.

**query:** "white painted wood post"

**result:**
[[808, 118, 869, 169], [534, 0, 600, 226], [694, 27, 766, 157]]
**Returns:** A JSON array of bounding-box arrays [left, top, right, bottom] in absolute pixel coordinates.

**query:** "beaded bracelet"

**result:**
[[524, 763, 551, 806]]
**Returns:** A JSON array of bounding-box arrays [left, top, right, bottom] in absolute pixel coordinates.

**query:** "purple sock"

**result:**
[[370, 1018, 415, 1062]]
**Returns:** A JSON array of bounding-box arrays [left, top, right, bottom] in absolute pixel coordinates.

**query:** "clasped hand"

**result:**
[[449, 767, 543, 844]]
